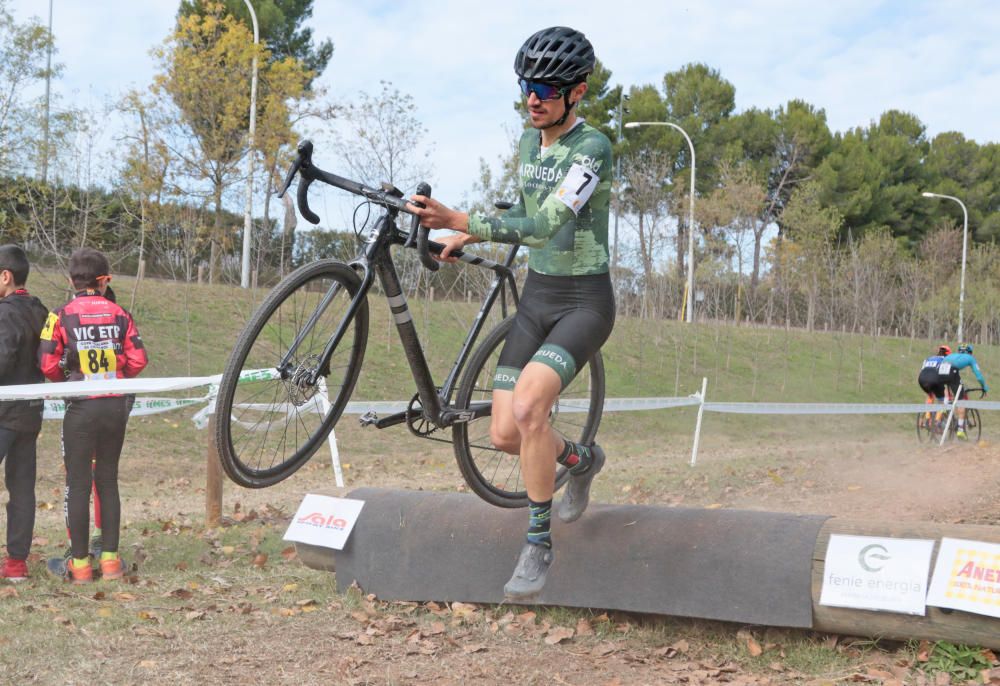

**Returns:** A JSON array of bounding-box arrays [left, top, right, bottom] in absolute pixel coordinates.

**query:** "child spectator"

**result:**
[[39, 248, 147, 583], [0, 245, 49, 582]]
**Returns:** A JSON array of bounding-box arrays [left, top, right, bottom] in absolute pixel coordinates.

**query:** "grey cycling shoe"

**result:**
[[503, 542, 553, 600], [558, 443, 606, 523]]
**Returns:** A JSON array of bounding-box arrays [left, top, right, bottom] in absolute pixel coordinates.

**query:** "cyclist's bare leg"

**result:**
[[489, 390, 521, 455], [510, 363, 564, 501]]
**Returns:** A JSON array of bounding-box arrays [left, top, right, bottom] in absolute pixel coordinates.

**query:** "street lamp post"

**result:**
[[625, 121, 696, 323], [612, 91, 629, 273], [240, 0, 260, 289], [922, 192, 969, 341]]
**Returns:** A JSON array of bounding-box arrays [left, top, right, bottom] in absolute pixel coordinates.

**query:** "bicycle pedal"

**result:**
[[359, 410, 378, 427]]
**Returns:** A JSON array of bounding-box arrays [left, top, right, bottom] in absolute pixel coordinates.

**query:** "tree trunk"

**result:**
[[210, 181, 223, 285]]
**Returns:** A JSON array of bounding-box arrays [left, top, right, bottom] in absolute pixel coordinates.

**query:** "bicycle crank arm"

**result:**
[[439, 402, 492, 425], [358, 410, 409, 430]]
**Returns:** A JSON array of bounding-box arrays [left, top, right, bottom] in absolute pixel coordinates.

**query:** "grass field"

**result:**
[[3, 268, 999, 684]]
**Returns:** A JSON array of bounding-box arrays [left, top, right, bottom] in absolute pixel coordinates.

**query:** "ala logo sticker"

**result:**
[[283, 494, 365, 550]]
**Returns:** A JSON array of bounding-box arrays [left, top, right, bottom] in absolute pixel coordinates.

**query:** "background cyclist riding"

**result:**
[[409, 26, 615, 599], [939, 343, 989, 440], [917, 344, 951, 430]]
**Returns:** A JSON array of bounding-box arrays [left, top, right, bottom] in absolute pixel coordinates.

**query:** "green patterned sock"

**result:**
[[526, 498, 552, 549]]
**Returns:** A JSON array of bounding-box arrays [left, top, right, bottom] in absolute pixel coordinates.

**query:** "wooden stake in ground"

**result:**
[[206, 413, 223, 526]]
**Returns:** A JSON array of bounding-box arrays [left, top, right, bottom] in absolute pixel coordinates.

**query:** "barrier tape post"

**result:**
[[316, 378, 344, 487], [205, 384, 223, 526], [939, 383, 963, 447], [690, 377, 709, 467]]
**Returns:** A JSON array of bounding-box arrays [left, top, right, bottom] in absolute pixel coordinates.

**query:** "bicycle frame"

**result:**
[[280, 207, 521, 430]]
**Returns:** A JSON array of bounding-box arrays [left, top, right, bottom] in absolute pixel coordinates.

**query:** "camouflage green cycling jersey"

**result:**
[[467, 121, 612, 276]]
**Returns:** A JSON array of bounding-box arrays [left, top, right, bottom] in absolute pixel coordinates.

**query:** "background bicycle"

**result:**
[[916, 386, 984, 443]]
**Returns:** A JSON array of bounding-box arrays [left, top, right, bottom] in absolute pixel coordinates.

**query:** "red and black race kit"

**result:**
[[38, 291, 147, 560]]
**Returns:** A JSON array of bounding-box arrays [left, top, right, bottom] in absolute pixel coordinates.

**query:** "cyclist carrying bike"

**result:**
[[939, 343, 989, 440], [409, 26, 614, 599], [917, 344, 951, 429]]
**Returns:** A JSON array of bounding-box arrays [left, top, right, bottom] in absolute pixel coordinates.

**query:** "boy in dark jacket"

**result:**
[[0, 245, 49, 581]]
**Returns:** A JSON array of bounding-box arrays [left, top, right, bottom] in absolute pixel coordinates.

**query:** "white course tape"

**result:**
[[702, 401, 999, 415], [43, 396, 205, 420], [4, 372, 994, 425]]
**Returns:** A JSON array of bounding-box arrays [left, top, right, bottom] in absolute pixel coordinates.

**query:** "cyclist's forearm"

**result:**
[[468, 199, 569, 247]]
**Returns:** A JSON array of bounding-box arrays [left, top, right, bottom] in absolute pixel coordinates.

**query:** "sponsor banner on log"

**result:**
[[927, 537, 1000, 619], [820, 534, 935, 615], [283, 494, 365, 550]]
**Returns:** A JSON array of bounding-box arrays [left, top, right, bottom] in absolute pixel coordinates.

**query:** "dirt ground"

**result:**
[[4, 414, 1000, 685]]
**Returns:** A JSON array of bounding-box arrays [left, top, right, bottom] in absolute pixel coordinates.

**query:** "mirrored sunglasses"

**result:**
[[518, 79, 568, 101]]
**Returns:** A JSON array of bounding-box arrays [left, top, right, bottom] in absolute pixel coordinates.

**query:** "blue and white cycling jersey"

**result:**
[[921, 355, 945, 370]]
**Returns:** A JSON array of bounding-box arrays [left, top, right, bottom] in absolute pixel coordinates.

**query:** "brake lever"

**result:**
[[412, 182, 439, 272], [405, 182, 430, 248], [276, 157, 300, 199]]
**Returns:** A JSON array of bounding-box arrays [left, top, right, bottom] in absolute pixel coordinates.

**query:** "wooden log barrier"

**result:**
[[294, 490, 1000, 649]]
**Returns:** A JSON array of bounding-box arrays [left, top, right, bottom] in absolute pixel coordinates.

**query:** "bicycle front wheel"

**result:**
[[965, 408, 982, 443], [214, 260, 368, 488], [452, 315, 606, 508]]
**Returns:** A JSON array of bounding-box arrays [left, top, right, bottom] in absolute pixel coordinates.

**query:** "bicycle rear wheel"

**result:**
[[214, 260, 368, 488], [452, 315, 605, 508], [915, 412, 934, 443]]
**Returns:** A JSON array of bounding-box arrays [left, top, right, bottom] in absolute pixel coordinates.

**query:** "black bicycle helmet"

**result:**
[[514, 27, 595, 87]]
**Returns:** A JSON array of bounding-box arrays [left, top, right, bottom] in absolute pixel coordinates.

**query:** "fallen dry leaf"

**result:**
[[462, 643, 487, 654], [252, 553, 268, 568], [450, 601, 477, 618], [0, 586, 18, 599], [737, 630, 763, 657], [576, 618, 594, 636], [545, 626, 575, 645], [281, 546, 297, 561]]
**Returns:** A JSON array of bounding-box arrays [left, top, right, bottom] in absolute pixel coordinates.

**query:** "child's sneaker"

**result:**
[[1, 557, 29, 582], [66, 558, 93, 584], [99, 556, 124, 580]]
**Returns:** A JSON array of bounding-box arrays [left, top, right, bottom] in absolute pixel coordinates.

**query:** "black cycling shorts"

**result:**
[[494, 270, 615, 390], [918, 367, 947, 399]]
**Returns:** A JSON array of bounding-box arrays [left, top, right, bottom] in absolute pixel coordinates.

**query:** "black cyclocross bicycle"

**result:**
[[915, 386, 984, 443], [212, 140, 605, 507]]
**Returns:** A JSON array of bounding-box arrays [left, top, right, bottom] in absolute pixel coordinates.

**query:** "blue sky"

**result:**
[[10, 0, 1000, 211]]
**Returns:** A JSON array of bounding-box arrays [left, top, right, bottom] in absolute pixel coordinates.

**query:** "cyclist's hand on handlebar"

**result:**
[[408, 195, 469, 232], [434, 232, 482, 263]]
